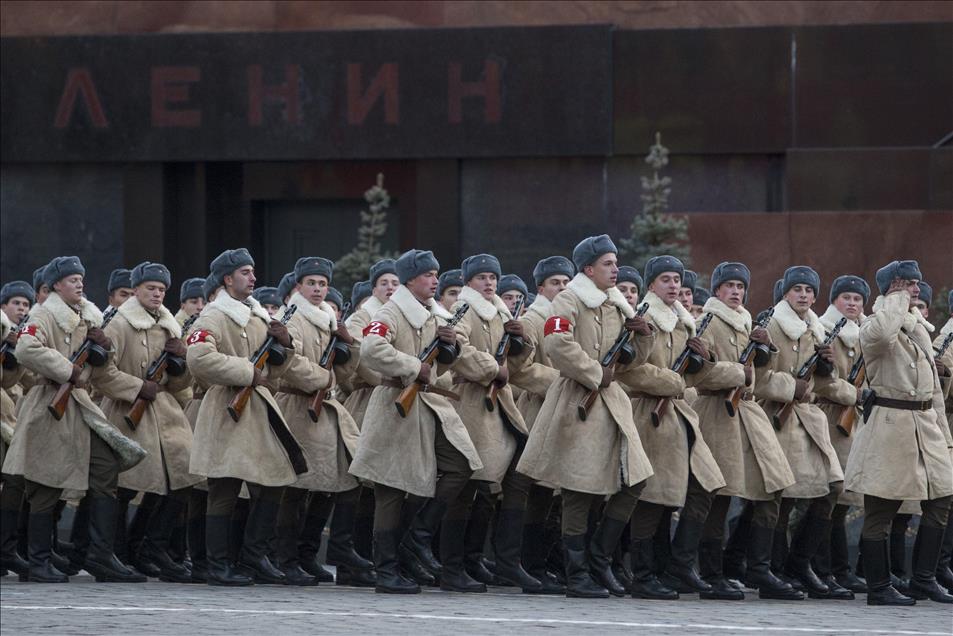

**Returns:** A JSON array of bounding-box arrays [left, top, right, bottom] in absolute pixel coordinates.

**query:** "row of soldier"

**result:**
[[0, 237, 951, 607]]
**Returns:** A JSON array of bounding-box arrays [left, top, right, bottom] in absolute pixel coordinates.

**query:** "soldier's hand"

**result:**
[[744, 365, 753, 386], [503, 320, 523, 338], [138, 380, 158, 401], [886, 277, 906, 295], [267, 321, 292, 348], [687, 337, 709, 360], [437, 326, 457, 345], [335, 323, 354, 345], [3, 332, 16, 346], [750, 327, 770, 345], [416, 362, 432, 385], [794, 379, 810, 401], [495, 363, 509, 387], [87, 327, 111, 349], [164, 337, 187, 358], [69, 364, 85, 386], [600, 365, 614, 388], [815, 344, 834, 364], [625, 316, 651, 335]]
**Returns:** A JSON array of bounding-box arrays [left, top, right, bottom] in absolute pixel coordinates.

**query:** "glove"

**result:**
[[137, 380, 158, 401], [600, 366, 614, 388], [503, 320, 524, 338], [624, 316, 651, 335], [335, 323, 354, 346], [794, 379, 810, 401], [164, 338, 187, 358], [437, 326, 457, 345], [686, 337, 709, 361], [87, 327, 111, 349], [816, 344, 834, 364], [3, 332, 16, 346], [416, 362, 432, 385], [267, 321, 292, 348], [494, 364, 509, 387], [749, 327, 770, 345]]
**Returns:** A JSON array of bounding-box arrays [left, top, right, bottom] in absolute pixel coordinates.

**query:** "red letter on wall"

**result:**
[[448, 60, 501, 124], [248, 64, 301, 126], [53, 68, 108, 128], [347, 63, 399, 125], [151, 66, 201, 128]]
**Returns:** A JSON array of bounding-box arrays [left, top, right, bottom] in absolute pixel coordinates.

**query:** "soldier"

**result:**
[[1, 306, 28, 577], [845, 260, 953, 605], [277, 272, 296, 308], [348, 249, 483, 594], [756, 266, 845, 598], [691, 288, 710, 320], [2, 256, 147, 583], [692, 262, 801, 600], [497, 274, 528, 315], [933, 290, 953, 592], [351, 280, 372, 310], [617, 256, 726, 600], [436, 269, 463, 312], [186, 248, 308, 586], [252, 287, 282, 317], [175, 278, 206, 326], [325, 287, 345, 320], [616, 266, 642, 309], [912, 281, 932, 320], [32, 265, 50, 306], [678, 269, 697, 313], [1, 281, 34, 326], [107, 268, 134, 309], [517, 235, 655, 599], [91, 262, 201, 583], [814, 275, 871, 597]]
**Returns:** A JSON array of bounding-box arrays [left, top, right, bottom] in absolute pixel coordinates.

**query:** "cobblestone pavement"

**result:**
[[2, 574, 951, 635]]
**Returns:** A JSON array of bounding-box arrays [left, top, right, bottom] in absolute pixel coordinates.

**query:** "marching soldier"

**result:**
[[32, 265, 50, 306], [325, 287, 345, 320], [933, 290, 953, 592], [348, 249, 483, 594], [436, 269, 463, 312], [175, 278, 206, 326], [350, 280, 372, 310], [91, 262, 201, 583], [691, 262, 801, 600], [517, 235, 655, 599], [616, 266, 642, 309], [252, 287, 282, 317], [690, 288, 710, 320], [845, 261, 953, 605], [497, 274, 528, 315], [107, 269, 134, 309], [678, 270, 697, 314], [1, 308, 28, 577], [277, 272, 296, 308], [2, 256, 147, 583], [1, 281, 34, 326], [186, 248, 309, 586]]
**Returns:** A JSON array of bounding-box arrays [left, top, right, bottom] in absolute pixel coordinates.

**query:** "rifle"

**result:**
[[772, 317, 847, 431], [835, 353, 865, 437], [1, 313, 30, 370], [485, 297, 525, 412], [724, 308, 775, 417], [124, 313, 200, 430], [652, 312, 714, 427], [226, 305, 297, 422], [48, 307, 119, 420], [937, 332, 953, 361], [308, 301, 353, 422], [578, 302, 649, 421], [395, 303, 470, 418]]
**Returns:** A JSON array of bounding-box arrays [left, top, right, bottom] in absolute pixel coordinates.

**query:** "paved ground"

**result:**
[[2, 574, 950, 635]]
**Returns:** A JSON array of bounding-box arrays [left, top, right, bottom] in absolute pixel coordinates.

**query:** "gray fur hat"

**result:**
[[572, 234, 617, 270], [326, 287, 344, 310], [711, 262, 751, 293], [773, 279, 784, 305], [44, 256, 86, 288], [32, 264, 48, 291], [693, 288, 710, 306], [351, 280, 372, 307], [919, 281, 932, 307], [210, 248, 254, 283], [782, 265, 820, 297], [437, 269, 464, 298], [875, 260, 921, 295], [107, 268, 133, 293], [949, 290, 953, 313], [277, 272, 296, 302], [131, 262, 171, 288], [462, 254, 502, 282], [294, 256, 333, 284], [252, 287, 281, 307], [644, 255, 684, 288], [203, 273, 222, 302], [1, 281, 35, 306], [682, 269, 698, 291], [616, 266, 643, 290], [498, 274, 528, 298], [532, 256, 575, 287], [829, 275, 870, 304], [396, 249, 440, 284], [180, 277, 206, 302], [370, 259, 398, 286]]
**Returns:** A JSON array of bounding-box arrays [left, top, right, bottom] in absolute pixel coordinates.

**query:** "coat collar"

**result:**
[[362, 295, 385, 319], [772, 299, 825, 342], [173, 308, 190, 327], [458, 285, 512, 322], [528, 294, 552, 319], [0, 310, 10, 340], [209, 290, 271, 328], [871, 294, 935, 334], [287, 291, 336, 332], [643, 290, 695, 335], [566, 273, 635, 318], [819, 304, 863, 349], [390, 285, 451, 329], [702, 296, 751, 333], [43, 291, 105, 333], [118, 296, 181, 337]]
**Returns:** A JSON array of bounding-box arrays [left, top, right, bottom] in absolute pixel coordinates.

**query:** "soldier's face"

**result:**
[[584, 253, 618, 291], [440, 286, 461, 311], [678, 286, 694, 311], [616, 281, 639, 309], [135, 282, 166, 311], [36, 285, 49, 305], [262, 303, 280, 317], [53, 275, 84, 305], [784, 284, 815, 316], [2, 297, 31, 322], [649, 272, 681, 305], [912, 298, 929, 319], [500, 291, 523, 313], [181, 297, 205, 317], [407, 270, 439, 301], [834, 292, 864, 320], [327, 302, 342, 321], [538, 274, 569, 302], [373, 273, 400, 303], [715, 280, 745, 310], [109, 287, 134, 308], [468, 272, 498, 300], [300, 275, 329, 306], [225, 266, 256, 300], [690, 305, 704, 319]]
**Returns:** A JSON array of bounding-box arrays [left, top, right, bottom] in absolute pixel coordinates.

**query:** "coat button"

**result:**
[[594, 343, 600, 351], [909, 390, 916, 396], [667, 342, 672, 348], [64, 336, 71, 344], [141, 339, 147, 346], [241, 331, 247, 339], [848, 350, 854, 357], [910, 362, 915, 368], [141, 361, 146, 368], [729, 337, 736, 345], [793, 345, 798, 352]]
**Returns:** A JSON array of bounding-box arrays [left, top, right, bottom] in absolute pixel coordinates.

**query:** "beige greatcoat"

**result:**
[[451, 286, 532, 485], [756, 299, 844, 498], [935, 318, 953, 420], [348, 285, 483, 497], [513, 294, 560, 430], [3, 292, 145, 490], [692, 297, 795, 500], [1, 311, 25, 466], [92, 297, 201, 494], [275, 292, 361, 492], [340, 295, 385, 429], [619, 291, 726, 507], [844, 292, 953, 501], [516, 273, 655, 495], [187, 291, 307, 487]]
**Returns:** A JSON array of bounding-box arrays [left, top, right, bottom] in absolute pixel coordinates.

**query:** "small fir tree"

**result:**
[[334, 174, 400, 298]]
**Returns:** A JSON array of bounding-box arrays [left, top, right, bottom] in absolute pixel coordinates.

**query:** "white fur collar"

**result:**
[[528, 294, 552, 319], [390, 285, 452, 329], [288, 291, 336, 332], [118, 297, 181, 337], [43, 291, 104, 333], [702, 296, 751, 333], [1, 310, 10, 340], [210, 291, 271, 327], [362, 295, 384, 318], [459, 286, 512, 322], [772, 299, 825, 342], [566, 273, 635, 318], [819, 305, 862, 349], [644, 290, 695, 335], [941, 318, 953, 337], [871, 294, 935, 334]]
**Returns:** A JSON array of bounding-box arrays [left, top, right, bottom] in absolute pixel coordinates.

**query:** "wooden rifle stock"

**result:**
[[308, 302, 353, 422], [725, 308, 775, 417], [485, 297, 525, 412], [227, 305, 297, 422], [835, 354, 865, 437], [652, 312, 714, 427], [47, 307, 119, 421]]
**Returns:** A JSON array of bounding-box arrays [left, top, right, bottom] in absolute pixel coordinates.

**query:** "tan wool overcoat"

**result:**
[[513, 294, 560, 431], [340, 295, 385, 429]]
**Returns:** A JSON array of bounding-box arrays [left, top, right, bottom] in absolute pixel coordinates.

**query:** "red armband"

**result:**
[[544, 316, 572, 336], [187, 329, 210, 345], [363, 321, 389, 338], [19, 324, 37, 338]]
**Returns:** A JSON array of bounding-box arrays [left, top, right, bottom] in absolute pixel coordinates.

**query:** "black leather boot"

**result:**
[[275, 523, 318, 586], [562, 534, 608, 598], [744, 524, 803, 600], [298, 495, 334, 583], [206, 515, 252, 586], [402, 498, 446, 578], [935, 514, 953, 592], [439, 518, 486, 592], [629, 538, 677, 600], [863, 538, 914, 606], [588, 517, 627, 597], [26, 512, 68, 583], [723, 502, 752, 583], [374, 529, 420, 594], [237, 500, 285, 584], [662, 518, 713, 594], [521, 522, 564, 594], [889, 515, 910, 581], [84, 495, 146, 582], [492, 508, 541, 592], [464, 492, 495, 585], [138, 497, 192, 583], [907, 524, 953, 603], [335, 564, 376, 587], [770, 525, 803, 590], [784, 514, 830, 598], [612, 544, 634, 589], [812, 521, 854, 599], [327, 498, 375, 573], [831, 518, 866, 593], [698, 540, 744, 600], [63, 496, 89, 575], [187, 507, 207, 583], [0, 508, 29, 576], [125, 493, 161, 577]]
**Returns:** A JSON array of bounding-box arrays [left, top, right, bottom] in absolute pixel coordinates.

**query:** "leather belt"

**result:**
[[628, 391, 684, 400], [381, 377, 460, 401], [696, 389, 754, 402], [278, 386, 316, 398], [872, 397, 932, 411], [816, 398, 848, 407]]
